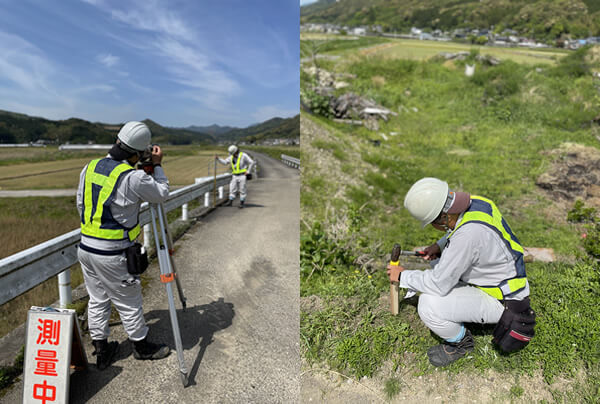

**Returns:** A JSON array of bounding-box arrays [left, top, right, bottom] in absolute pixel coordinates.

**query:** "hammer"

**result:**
[[389, 244, 401, 315], [389, 243, 425, 315]]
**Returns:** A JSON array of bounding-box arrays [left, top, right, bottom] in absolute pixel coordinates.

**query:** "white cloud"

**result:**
[[91, 1, 240, 97], [73, 84, 116, 94], [154, 38, 240, 95], [109, 1, 193, 40], [96, 53, 119, 68], [0, 31, 54, 92], [252, 105, 298, 122]]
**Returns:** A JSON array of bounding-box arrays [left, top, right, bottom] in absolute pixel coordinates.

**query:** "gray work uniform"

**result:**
[[76, 158, 169, 341], [217, 153, 255, 201], [400, 213, 530, 341]]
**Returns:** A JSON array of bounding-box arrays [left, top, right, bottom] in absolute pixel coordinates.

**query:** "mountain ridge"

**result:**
[[0, 109, 299, 145]]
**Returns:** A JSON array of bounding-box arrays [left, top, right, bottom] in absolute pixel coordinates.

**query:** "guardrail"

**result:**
[[0, 173, 232, 306], [281, 154, 300, 169]]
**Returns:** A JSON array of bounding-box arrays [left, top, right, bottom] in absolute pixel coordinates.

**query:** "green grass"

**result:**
[[0, 346, 23, 393], [300, 43, 600, 398]]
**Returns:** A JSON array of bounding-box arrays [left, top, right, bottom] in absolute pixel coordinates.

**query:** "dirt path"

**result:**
[[1, 153, 300, 403], [301, 360, 572, 403]]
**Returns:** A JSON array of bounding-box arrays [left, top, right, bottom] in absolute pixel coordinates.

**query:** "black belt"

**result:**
[[233, 173, 247, 176], [78, 243, 127, 256]]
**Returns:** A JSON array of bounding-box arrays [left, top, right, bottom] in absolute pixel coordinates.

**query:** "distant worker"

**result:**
[[76, 121, 171, 370], [387, 177, 536, 367], [215, 145, 255, 209]]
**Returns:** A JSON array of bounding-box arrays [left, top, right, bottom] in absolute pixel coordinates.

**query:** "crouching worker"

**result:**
[[387, 177, 536, 367], [76, 121, 171, 370], [215, 145, 255, 209]]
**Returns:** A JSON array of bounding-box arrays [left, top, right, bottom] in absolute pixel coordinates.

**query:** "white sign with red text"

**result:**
[[23, 307, 75, 404]]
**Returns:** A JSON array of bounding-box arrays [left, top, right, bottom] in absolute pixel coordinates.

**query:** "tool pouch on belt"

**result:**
[[492, 297, 536, 353], [126, 242, 148, 275], [246, 173, 252, 180]]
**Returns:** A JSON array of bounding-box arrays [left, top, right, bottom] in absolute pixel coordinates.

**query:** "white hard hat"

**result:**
[[228, 145, 238, 155], [404, 178, 449, 228], [117, 121, 151, 152]]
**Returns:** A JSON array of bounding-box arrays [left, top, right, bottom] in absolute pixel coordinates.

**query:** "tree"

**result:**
[[476, 35, 488, 45]]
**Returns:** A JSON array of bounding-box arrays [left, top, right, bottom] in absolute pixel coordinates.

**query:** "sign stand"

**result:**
[[22, 306, 87, 404]]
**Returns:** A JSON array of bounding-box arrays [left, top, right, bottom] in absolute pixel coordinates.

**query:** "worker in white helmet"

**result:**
[[215, 145, 255, 209], [387, 177, 535, 367], [76, 121, 171, 370]]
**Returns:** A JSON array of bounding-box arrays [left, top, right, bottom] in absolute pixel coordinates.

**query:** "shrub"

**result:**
[[550, 46, 591, 78], [301, 89, 332, 118], [471, 60, 525, 100], [567, 200, 597, 223]]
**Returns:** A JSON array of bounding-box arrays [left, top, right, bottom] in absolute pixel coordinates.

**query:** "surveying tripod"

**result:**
[[148, 202, 189, 387]]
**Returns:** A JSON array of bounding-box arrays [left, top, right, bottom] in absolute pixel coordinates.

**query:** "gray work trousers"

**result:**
[[229, 174, 247, 201], [78, 248, 148, 341], [417, 284, 504, 341]]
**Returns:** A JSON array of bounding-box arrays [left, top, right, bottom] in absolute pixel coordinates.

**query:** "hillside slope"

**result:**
[[300, 43, 600, 401], [301, 0, 600, 40]]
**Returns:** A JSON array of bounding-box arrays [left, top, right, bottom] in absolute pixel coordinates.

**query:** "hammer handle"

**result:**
[[400, 250, 426, 257], [389, 243, 401, 315]]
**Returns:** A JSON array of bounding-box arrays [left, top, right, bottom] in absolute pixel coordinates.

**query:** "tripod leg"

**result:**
[[157, 203, 187, 310], [150, 204, 189, 386]]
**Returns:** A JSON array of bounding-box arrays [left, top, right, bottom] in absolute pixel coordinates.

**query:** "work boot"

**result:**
[[427, 329, 474, 367], [92, 339, 118, 370], [239, 200, 245, 209], [131, 338, 170, 360], [224, 199, 233, 206]]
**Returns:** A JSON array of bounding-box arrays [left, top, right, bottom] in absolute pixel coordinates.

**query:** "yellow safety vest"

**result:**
[[81, 158, 141, 241], [448, 195, 527, 300], [231, 152, 247, 175]]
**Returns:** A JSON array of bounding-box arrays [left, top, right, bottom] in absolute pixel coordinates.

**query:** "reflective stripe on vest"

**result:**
[[81, 158, 141, 241], [231, 152, 247, 174], [448, 195, 527, 300]]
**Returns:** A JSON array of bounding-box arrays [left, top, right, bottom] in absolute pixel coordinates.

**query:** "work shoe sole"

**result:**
[[133, 344, 170, 360]]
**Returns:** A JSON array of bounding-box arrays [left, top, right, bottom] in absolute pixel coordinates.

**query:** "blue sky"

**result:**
[[0, 0, 299, 127]]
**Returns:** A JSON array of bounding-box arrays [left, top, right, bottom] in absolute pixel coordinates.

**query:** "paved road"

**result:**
[[2, 152, 300, 403]]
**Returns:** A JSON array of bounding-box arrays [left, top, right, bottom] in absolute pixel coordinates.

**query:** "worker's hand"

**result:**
[[422, 243, 441, 261], [386, 264, 404, 282], [151, 145, 163, 165]]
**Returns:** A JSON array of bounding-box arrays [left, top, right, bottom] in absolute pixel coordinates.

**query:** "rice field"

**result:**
[[365, 38, 567, 65], [0, 146, 230, 190]]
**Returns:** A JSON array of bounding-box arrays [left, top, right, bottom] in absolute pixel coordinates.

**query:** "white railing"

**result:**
[[0, 173, 232, 306], [281, 154, 300, 169]]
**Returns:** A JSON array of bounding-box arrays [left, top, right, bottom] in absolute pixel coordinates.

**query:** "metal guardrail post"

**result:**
[[204, 192, 210, 207], [182, 203, 189, 221], [218, 186, 223, 199], [58, 269, 72, 308], [143, 224, 152, 250]]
